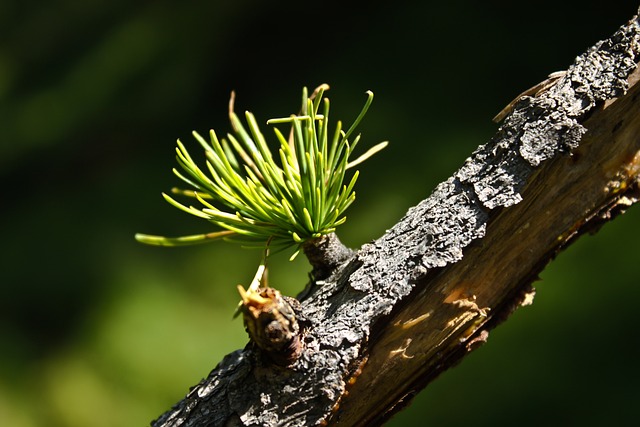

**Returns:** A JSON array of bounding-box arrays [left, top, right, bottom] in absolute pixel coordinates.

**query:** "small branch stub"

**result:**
[[237, 285, 305, 366], [302, 233, 355, 281]]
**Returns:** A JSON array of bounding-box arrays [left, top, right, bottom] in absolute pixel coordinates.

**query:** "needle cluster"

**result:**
[[136, 85, 386, 258]]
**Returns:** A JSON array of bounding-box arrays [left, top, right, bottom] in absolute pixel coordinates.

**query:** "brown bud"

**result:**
[[237, 285, 304, 366]]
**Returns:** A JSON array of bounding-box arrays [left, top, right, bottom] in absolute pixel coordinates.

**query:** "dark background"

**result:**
[[1, 1, 639, 425]]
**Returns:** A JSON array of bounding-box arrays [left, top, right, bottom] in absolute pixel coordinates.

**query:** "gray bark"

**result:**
[[153, 9, 640, 427]]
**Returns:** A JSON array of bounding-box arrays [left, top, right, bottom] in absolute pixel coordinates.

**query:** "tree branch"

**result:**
[[153, 9, 640, 427]]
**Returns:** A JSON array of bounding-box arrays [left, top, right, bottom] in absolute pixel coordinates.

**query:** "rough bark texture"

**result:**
[[153, 10, 640, 427]]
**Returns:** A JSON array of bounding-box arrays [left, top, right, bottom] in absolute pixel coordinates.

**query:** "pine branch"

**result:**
[[152, 9, 640, 427]]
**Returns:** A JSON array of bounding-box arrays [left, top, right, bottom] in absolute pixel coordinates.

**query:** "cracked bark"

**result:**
[[152, 9, 640, 427]]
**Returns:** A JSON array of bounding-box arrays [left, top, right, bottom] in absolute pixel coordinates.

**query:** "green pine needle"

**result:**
[[135, 84, 387, 254]]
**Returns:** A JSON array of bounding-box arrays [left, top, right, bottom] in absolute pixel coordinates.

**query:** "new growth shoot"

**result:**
[[136, 84, 387, 259]]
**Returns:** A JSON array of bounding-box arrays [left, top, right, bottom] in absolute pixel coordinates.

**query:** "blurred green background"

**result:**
[[1, 1, 638, 426]]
